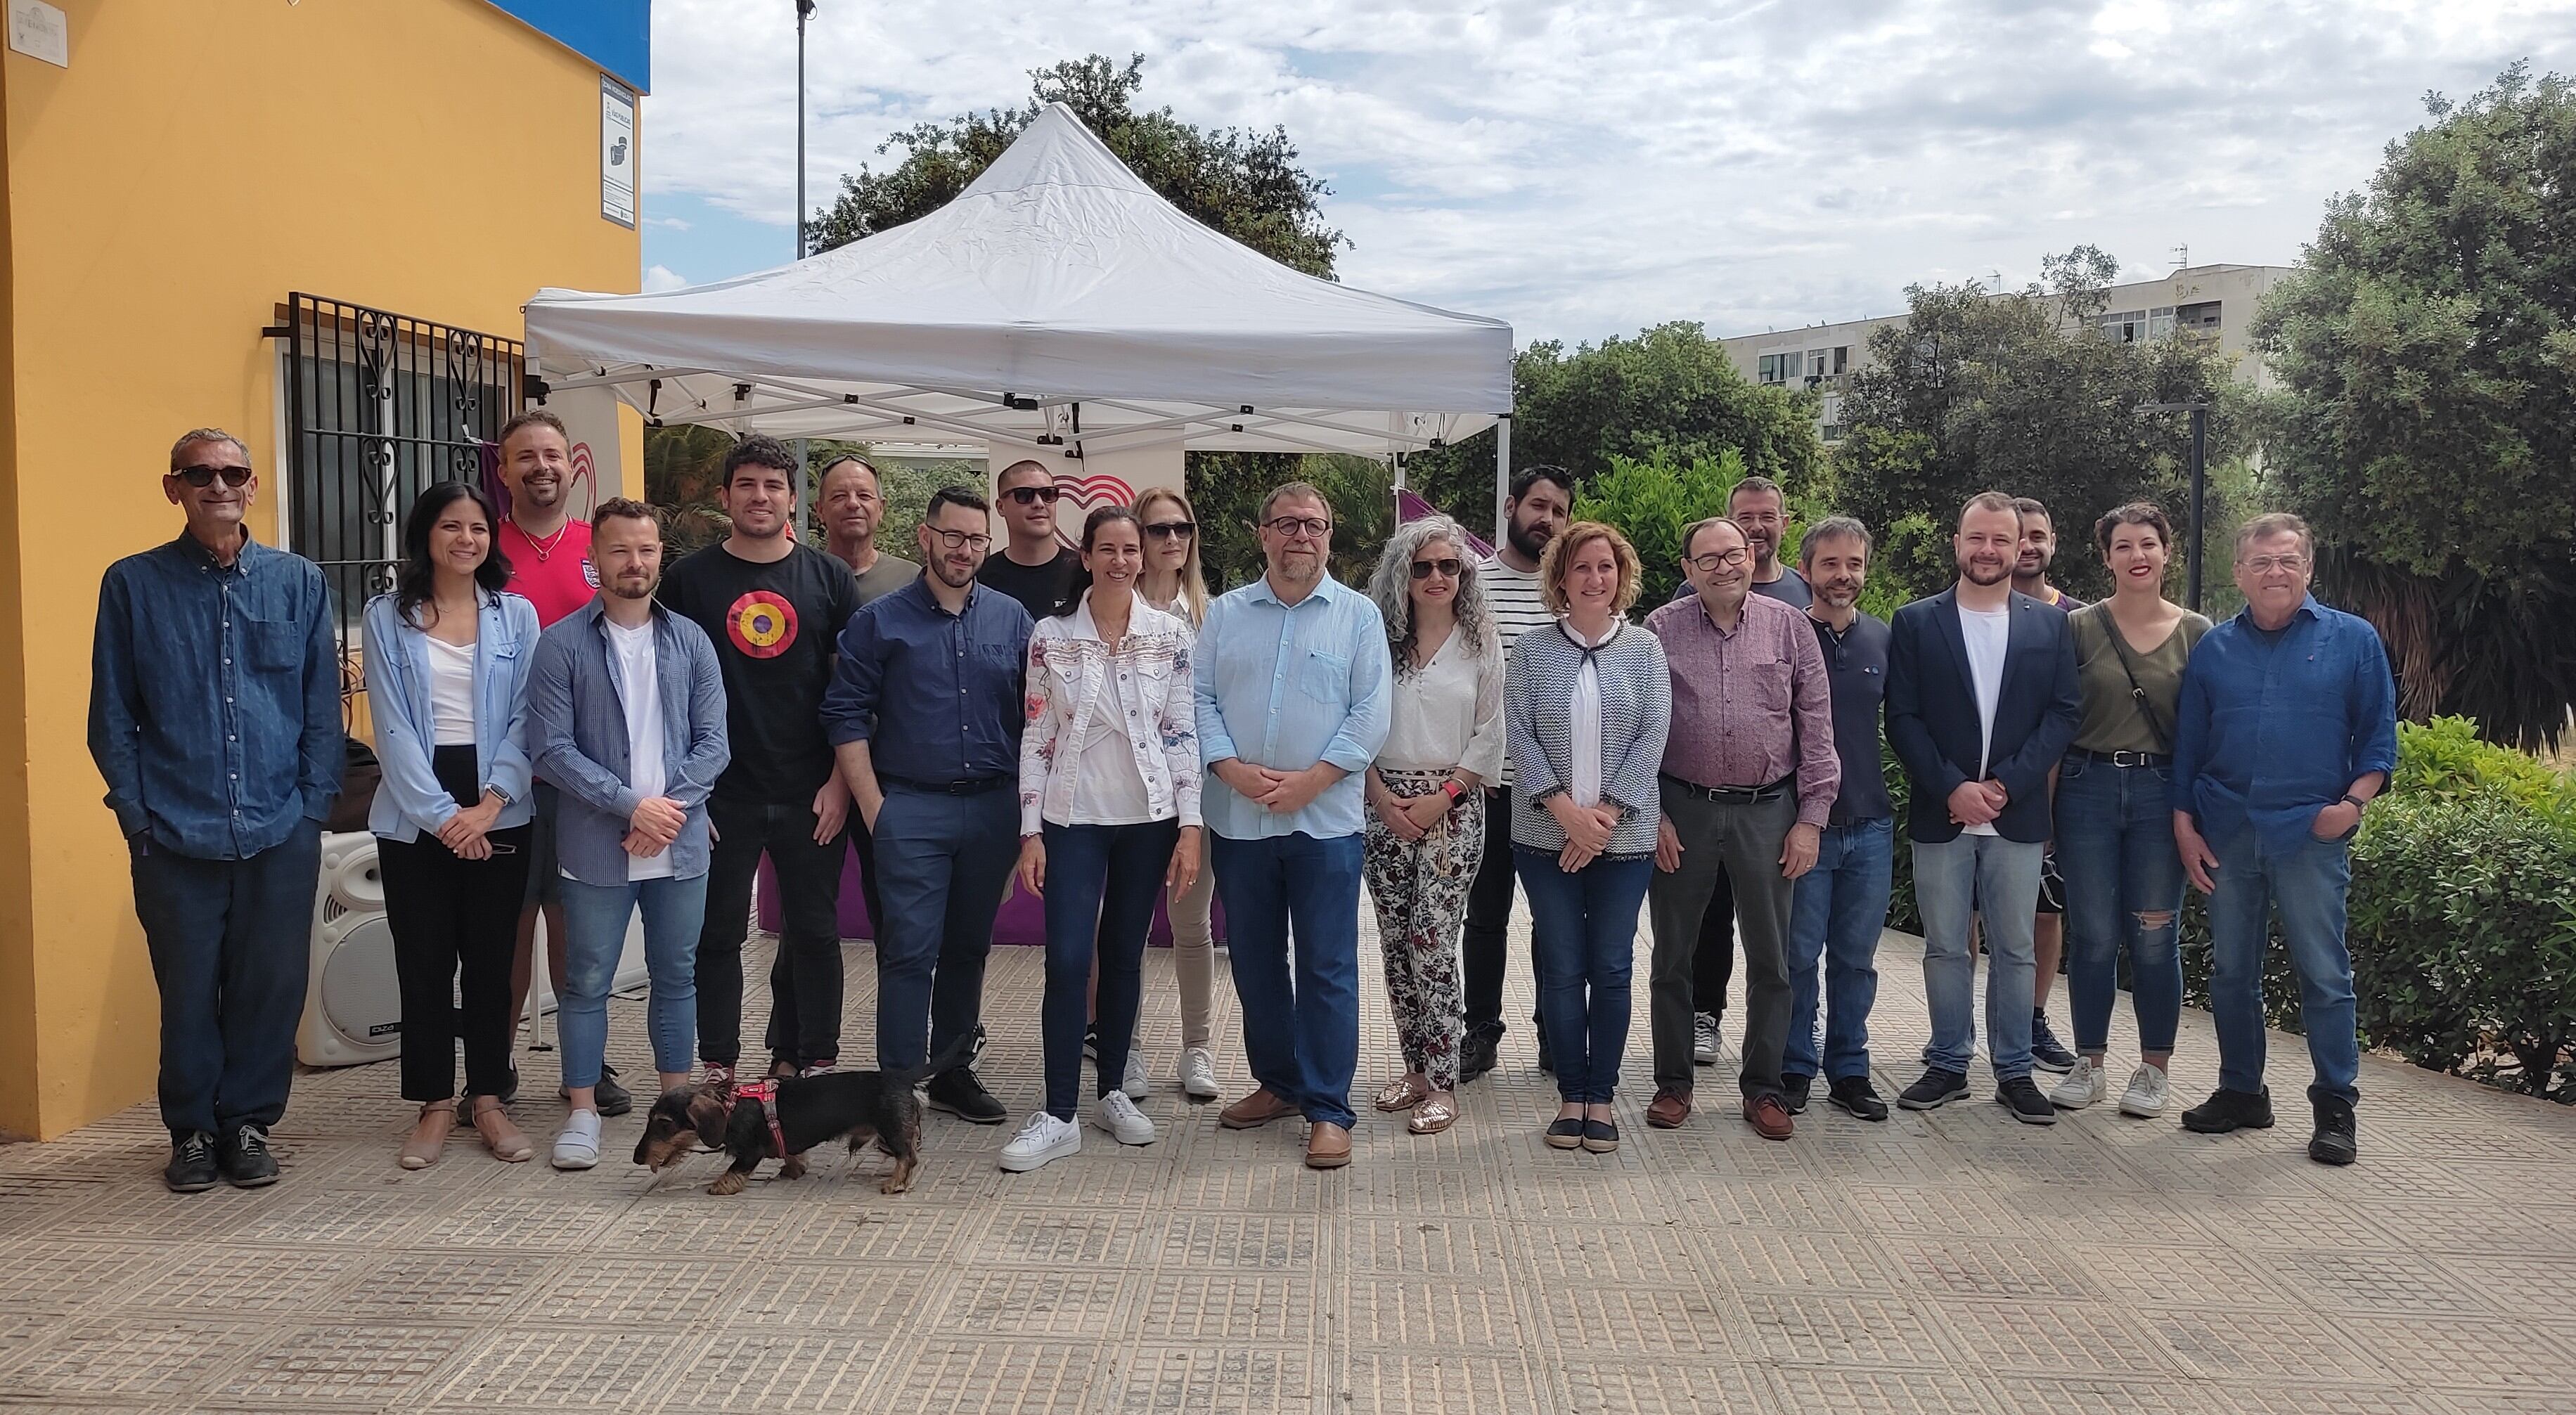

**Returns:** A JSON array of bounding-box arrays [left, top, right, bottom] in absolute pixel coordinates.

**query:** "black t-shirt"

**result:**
[[977, 545, 1089, 620], [659, 541, 861, 803]]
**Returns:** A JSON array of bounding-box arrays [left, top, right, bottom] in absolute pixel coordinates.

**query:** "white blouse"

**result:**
[[424, 635, 477, 747], [1567, 620, 1614, 809], [1374, 623, 1506, 781]]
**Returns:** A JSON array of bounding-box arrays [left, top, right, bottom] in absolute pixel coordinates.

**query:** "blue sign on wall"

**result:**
[[486, 0, 650, 93]]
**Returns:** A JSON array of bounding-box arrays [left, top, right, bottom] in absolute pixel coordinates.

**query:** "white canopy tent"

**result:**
[[524, 103, 1514, 515]]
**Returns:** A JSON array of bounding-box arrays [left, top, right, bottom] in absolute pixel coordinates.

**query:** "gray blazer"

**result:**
[[529, 599, 730, 885]]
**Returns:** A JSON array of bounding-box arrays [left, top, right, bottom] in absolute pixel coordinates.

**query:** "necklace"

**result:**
[[517, 516, 571, 562]]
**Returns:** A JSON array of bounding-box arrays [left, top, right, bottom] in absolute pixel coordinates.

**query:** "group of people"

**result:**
[[90, 420, 2396, 1194]]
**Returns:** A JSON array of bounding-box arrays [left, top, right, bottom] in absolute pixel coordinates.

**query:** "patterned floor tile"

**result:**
[[1736, 1291, 1963, 1369], [1133, 1271, 1315, 1343], [1105, 1344, 1313, 1415], [868, 1338, 1106, 1414], [1554, 1361, 1776, 1414], [210, 1322, 474, 1404]]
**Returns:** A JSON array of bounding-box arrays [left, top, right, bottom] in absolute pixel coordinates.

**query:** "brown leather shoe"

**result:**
[[1745, 1093, 1793, 1141], [1646, 1087, 1693, 1129], [1219, 1087, 1299, 1130], [1305, 1120, 1352, 1169]]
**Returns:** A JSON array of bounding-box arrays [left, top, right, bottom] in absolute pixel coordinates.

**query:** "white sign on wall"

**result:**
[[600, 75, 637, 228], [7, 1, 67, 67]]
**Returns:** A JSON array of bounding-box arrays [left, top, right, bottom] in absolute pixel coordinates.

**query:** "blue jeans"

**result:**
[[1042, 818, 1181, 1120], [1912, 834, 2042, 1080], [1211, 830, 1363, 1129], [2056, 756, 2186, 1056], [1517, 850, 1653, 1104], [557, 872, 707, 1090], [872, 785, 1018, 1072], [2205, 825, 2361, 1106], [1784, 816, 1893, 1083]]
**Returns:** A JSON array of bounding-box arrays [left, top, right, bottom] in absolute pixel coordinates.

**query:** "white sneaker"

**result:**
[[2049, 1057, 2106, 1110], [1121, 1049, 1150, 1100], [550, 1109, 602, 1170], [999, 1112, 1081, 1172], [2118, 1063, 2170, 1118], [1692, 1012, 1720, 1065], [1095, 1091, 1157, 1146], [1179, 1046, 1219, 1100]]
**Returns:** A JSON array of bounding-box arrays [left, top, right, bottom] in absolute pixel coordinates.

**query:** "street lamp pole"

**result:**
[[2137, 399, 2213, 612], [795, 1, 816, 259]]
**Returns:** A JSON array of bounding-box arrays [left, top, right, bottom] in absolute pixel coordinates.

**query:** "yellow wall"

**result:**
[[1, 0, 644, 1138]]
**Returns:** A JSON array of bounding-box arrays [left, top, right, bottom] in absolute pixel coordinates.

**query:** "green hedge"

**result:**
[[1883, 716, 2576, 1100]]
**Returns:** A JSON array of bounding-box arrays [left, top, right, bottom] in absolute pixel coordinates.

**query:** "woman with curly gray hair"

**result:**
[[1360, 516, 1504, 1135]]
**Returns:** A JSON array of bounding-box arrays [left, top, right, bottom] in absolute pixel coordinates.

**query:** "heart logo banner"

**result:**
[[1051, 471, 1138, 549]]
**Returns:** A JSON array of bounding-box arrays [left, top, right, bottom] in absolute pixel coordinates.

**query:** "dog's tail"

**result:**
[[886, 1030, 979, 1090]]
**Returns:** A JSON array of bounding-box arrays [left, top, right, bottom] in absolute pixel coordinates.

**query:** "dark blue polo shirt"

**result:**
[[1807, 608, 1893, 826]]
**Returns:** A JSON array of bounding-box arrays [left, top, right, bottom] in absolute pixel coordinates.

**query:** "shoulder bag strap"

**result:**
[[2085, 606, 2173, 754]]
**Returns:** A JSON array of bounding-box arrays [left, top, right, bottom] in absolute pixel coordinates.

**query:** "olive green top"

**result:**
[[2070, 603, 2212, 754]]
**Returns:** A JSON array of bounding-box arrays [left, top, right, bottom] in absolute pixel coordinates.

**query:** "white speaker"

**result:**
[[297, 830, 655, 1069]]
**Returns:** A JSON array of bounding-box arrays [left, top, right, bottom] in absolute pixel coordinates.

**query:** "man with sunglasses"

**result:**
[[824, 486, 1033, 1125], [91, 428, 342, 1191], [978, 460, 1089, 620]]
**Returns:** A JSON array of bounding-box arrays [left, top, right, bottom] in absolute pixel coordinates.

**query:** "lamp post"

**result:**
[[795, 1, 816, 259], [2137, 399, 2212, 611]]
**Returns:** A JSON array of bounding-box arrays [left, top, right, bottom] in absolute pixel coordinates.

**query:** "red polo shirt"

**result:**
[[498, 516, 596, 627]]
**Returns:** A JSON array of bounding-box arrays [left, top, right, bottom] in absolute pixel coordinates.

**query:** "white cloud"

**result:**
[[643, 216, 693, 232], [645, 0, 2576, 344], [642, 264, 689, 292]]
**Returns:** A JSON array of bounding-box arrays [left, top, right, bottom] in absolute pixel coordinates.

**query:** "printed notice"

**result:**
[[601, 75, 638, 228], [8, 1, 67, 67]]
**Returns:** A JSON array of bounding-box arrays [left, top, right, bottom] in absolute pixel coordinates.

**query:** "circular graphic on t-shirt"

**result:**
[[726, 590, 798, 658]]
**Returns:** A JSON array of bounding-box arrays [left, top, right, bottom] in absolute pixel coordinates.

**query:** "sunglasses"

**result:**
[[176, 465, 254, 489], [1409, 557, 1464, 581], [1143, 521, 1197, 540], [1003, 485, 1061, 505]]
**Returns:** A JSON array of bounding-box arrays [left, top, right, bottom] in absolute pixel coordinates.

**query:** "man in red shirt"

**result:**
[[491, 411, 627, 1114]]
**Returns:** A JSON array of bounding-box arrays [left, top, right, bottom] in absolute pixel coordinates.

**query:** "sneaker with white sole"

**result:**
[[1095, 1091, 1157, 1146], [1121, 1049, 1150, 1100], [999, 1112, 1082, 1172], [2049, 1056, 2106, 1110], [2118, 1063, 2170, 1118], [550, 1110, 602, 1170], [1692, 1012, 1720, 1066], [1179, 1046, 1219, 1100]]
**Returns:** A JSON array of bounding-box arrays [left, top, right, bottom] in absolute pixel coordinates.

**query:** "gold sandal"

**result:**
[[467, 1097, 534, 1163], [1373, 1076, 1430, 1112], [399, 1101, 456, 1170], [1408, 1094, 1458, 1135]]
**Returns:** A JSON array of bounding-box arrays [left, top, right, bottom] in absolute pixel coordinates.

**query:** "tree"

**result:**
[[807, 54, 1344, 277], [2253, 65, 2576, 749], [1831, 259, 2246, 600]]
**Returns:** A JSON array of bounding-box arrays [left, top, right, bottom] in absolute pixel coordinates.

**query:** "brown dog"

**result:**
[[633, 1035, 973, 1195]]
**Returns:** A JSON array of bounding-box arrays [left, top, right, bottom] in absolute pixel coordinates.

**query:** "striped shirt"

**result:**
[[1480, 555, 1554, 785]]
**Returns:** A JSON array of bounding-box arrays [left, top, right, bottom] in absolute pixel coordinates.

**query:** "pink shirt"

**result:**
[[1644, 590, 1840, 827], [498, 517, 596, 628]]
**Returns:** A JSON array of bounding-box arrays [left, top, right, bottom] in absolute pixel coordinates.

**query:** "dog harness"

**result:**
[[728, 1079, 790, 1156]]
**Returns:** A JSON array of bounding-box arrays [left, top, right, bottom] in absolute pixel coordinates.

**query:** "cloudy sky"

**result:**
[[638, 0, 2575, 347]]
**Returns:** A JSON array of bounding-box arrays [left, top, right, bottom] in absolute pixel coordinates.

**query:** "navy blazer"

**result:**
[[1885, 587, 2082, 844]]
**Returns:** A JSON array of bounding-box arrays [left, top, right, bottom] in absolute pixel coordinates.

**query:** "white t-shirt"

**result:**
[[424, 635, 476, 747], [1480, 556, 1553, 787], [1566, 621, 1617, 810], [607, 618, 676, 881], [1074, 699, 1156, 826], [1957, 602, 2012, 837]]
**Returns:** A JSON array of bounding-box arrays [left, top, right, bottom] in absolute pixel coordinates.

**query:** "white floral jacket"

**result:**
[[1019, 595, 1202, 834]]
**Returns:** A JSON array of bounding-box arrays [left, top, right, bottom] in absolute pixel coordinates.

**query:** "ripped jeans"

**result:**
[[2055, 752, 2185, 1056]]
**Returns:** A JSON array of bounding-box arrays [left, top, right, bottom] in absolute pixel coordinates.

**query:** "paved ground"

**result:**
[[5, 916, 2574, 1415]]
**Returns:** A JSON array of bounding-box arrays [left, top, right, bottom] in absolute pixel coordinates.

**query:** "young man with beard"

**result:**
[[978, 459, 1088, 619], [1886, 492, 2080, 1125], [818, 454, 921, 605], [1459, 465, 1572, 1082], [659, 436, 862, 1088], [823, 488, 1032, 1124], [490, 411, 631, 1114], [2010, 496, 2081, 1073]]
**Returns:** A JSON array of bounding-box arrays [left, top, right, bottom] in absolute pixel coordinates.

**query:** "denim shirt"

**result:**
[[528, 599, 730, 885], [820, 577, 1031, 785], [361, 590, 541, 842], [89, 531, 342, 860], [1192, 574, 1392, 841], [2171, 595, 2398, 856]]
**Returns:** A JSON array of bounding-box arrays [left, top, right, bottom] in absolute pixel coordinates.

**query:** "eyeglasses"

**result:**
[[1003, 485, 1060, 506], [1143, 521, 1197, 541], [176, 465, 253, 488], [2240, 555, 2309, 574], [1264, 515, 1332, 541], [925, 528, 993, 552], [1686, 548, 1751, 572], [1409, 557, 1464, 581]]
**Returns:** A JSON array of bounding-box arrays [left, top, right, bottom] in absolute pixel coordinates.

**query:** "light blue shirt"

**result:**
[[362, 589, 541, 842], [1193, 573, 1391, 841]]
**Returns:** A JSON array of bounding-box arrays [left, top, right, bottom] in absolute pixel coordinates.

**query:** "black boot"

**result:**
[[2307, 1092, 2357, 1165]]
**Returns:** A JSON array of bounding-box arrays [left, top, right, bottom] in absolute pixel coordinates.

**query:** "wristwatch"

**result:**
[[487, 784, 514, 807], [1441, 780, 1466, 802], [2340, 793, 2369, 811]]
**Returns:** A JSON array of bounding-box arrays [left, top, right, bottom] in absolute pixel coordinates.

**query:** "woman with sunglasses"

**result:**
[[1130, 485, 1222, 1100], [1360, 517, 1502, 1137], [1003, 505, 1202, 1171], [363, 482, 543, 1169]]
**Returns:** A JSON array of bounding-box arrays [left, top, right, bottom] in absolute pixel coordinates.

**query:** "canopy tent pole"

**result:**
[[1493, 413, 1512, 545]]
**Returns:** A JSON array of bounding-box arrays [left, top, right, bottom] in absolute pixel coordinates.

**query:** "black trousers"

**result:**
[[1462, 785, 1544, 1041], [1693, 865, 1738, 1017], [695, 792, 850, 1070], [380, 746, 533, 1103]]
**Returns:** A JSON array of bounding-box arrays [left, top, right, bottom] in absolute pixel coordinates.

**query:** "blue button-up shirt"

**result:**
[[2171, 595, 2397, 855], [1193, 574, 1391, 841], [820, 577, 1031, 786], [528, 600, 731, 885], [89, 531, 342, 859]]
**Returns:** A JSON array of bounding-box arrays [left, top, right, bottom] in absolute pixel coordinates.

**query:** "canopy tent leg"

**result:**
[[1493, 413, 1512, 545]]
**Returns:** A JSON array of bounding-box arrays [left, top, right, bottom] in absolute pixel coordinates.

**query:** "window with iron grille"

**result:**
[[274, 293, 522, 711]]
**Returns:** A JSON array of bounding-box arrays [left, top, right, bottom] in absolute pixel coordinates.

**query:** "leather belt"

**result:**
[[1659, 772, 1795, 804], [2069, 749, 2171, 768]]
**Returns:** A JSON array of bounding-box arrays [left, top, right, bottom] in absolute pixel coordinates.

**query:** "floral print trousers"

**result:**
[[1363, 770, 1484, 1092]]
